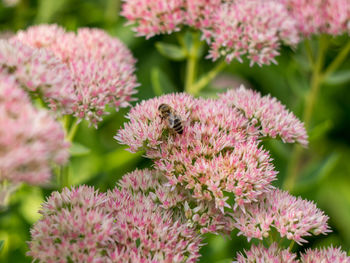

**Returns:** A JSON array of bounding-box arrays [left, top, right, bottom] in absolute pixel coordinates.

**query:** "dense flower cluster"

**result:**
[[300, 246, 350, 263], [0, 76, 69, 185], [13, 24, 138, 126], [235, 244, 350, 263], [235, 243, 298, 263], [283, 0, 350, 36], [233, 189, 330, 244], [28, 186, 116, 262], [106, 186, 201, 262], [29, 185, 201, 263], [204, 0, 299, 66], [220, 85, 308, 146], [0, 39, 75, 114], [119, 169, 234, 234], [121, 0, 184, 38], [117, 88, 306, 212]]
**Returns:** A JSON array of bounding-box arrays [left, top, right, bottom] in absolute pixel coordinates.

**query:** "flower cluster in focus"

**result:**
[[28, 184, 201, 263], [12, 24, 138, 126], [119, 169, 235, 234], [0, 76, 69, 185], [116, 87, 307, 213], [233, 189, 330, 244], [235, 243, 350, 263]]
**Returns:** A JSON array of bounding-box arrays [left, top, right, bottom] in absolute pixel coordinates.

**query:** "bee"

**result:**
[[158, 103, 183, 135]]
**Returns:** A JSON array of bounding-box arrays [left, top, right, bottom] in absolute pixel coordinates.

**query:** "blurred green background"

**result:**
[[0, 0, 350, 262]]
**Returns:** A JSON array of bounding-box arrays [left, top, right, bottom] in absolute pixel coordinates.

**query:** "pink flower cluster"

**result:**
[[12, 24, 138, 126], [233, 189, 330, 244], [235, 243, 298, 263], [0, 76, 69, 185], [121, 0, 184, 38], [220, 85, 308, 146], [235, 243, 350, 263], [29, 185, 201, 263], [119, 169, 234, 234], [122, 0, 300, 66], [116, 88, 307, 212], [204, 0, 299, 66], [283, 0, 350, 36], [0, 39, 75, 114]]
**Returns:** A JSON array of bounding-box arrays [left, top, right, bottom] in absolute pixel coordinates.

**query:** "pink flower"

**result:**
[[203, 0, 299, 66], [233, 189, 330, 244], [28, 186, 117, 263], [235, 243, 298, 263], [105, 186, 202, 263], [0, 39, 75, 114], [116, 93, 277, 212], [283, 0, 350, 36], [185, 0, 222, 29], [121, 0, 185, 38], [0, 76, 69, 185], [119, 168, 235, 235], [220, 85, 308, 146], [13, 25, 138, 126], [300, 246, 350, 263]]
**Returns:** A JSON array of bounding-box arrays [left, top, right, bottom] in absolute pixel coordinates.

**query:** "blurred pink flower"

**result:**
[[119, 168, 235, 235], [116, 92, 277, 212], [283, 0, 350, 36], [121, 0, 185, 38], [28, 186, 117, 263], [203, 0, 299, 66], [13, 25, 138, 126], [233, 189, 330, 244], [105, 185, 202, 263], [235, 243, 298, 263], [0, 39, 75, 114], [0, 76, 69, 185], [300, 246, 350, 263], [185, 0, 222, 28], [220, 85, 308, 146]]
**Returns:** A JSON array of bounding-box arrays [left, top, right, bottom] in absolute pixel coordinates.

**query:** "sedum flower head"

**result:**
[[300, 246, 350, 263], [0, 76, 69, 185], [106, 186, 202, 263], [121, 0, 185, 38], [116, 92, 278, 212], [185, 0, 222, 29], [28, 186, 116, 263], [0, 39, 75, 114], [119, 168, 235, 235], [13, 24, 138, 126], [233, 189, 330, 244], [283, 0, 350, 36], [235, 243, 298, 263], [220, 85, 308, 146], [202, 0, 299, 66]]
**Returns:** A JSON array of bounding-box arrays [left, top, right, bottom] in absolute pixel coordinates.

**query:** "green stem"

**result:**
[[188, 60, 227, 95], [288, 240, 295, 251], [184, 33, 201, 94], [322, 40, 350, 81], [284, 35, 329, 191], [67, 120, 79, 142]]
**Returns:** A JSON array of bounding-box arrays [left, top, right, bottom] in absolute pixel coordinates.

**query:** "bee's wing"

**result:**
[[168, 115, 175, 128]]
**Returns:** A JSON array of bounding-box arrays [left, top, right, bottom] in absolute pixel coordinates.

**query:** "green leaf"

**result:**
[[151, 67, 177, 96], [35, 0, 69, 23], [0, 240, 4, 252], [103, 147, 143, 172], [214, 259, 232, 263], [155, 42, 186, 61], [296, 153, 340, 190], [324, 70, 350, 85], [309, 120, 333, 142], [69, 142, 91, 156]]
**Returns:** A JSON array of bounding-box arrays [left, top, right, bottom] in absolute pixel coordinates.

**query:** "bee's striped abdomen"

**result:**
[[172, 117, 183, 134]]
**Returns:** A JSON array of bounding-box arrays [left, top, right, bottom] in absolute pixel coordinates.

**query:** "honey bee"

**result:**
[[158, 103, 183, 134]]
